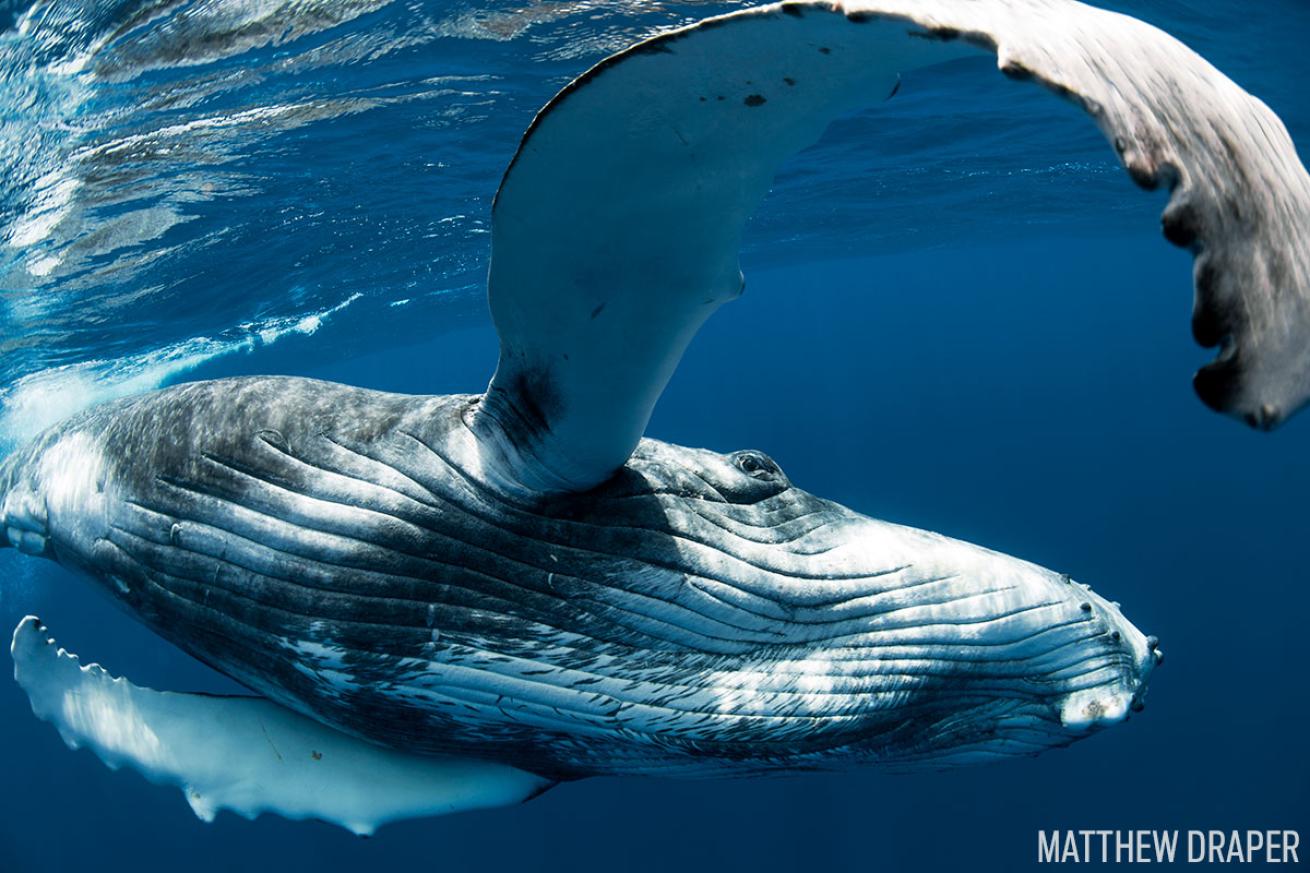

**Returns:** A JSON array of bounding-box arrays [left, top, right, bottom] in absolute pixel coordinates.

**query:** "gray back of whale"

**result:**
[[1, 376, 1154, 778]]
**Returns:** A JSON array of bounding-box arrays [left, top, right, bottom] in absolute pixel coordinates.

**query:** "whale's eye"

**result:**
[[731, 450, 782, 480]]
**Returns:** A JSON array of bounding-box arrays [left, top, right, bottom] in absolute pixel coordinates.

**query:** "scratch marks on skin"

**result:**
[[705, 656, 844, 717], [259, 719, 284, 762], [283, 637, 371, 705]]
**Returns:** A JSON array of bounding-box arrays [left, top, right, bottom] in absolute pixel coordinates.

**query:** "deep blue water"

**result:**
[[1, 1, 1307, 870]]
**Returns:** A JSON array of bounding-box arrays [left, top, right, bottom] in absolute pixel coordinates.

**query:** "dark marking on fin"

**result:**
[[590, 302, 607, 320], [507, 368, 562, 439], [818, 46, 831, 54], [522, 781, 560, 803], [1191, 259, 1226, 344], [744, 94, 767, 107], [1193, 360, 1240, 415], [783, 76, 796, 87], [1162, 200, 1200, 249], [781, 4, 804, 17], [1126, 161, 1160, 191], [1001, 62, 1034, 81]]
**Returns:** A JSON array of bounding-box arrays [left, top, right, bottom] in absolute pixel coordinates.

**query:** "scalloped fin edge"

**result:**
[[10, 616, 555, 835]]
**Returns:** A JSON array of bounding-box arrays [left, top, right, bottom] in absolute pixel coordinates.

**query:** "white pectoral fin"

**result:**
[[11, 617, 555, 835], [480, 0, 1310, 494]]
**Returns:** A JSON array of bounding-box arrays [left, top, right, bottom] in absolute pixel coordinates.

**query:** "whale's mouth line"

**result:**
[[861, 677, 1155, 771]]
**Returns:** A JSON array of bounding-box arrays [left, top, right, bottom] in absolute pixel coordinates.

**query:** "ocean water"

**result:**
[[0, 0, 1307, 870]]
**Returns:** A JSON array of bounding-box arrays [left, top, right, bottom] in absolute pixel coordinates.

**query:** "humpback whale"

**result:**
[[3, 0, 1307, 835]]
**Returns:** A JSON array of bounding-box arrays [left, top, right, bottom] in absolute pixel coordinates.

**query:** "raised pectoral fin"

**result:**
[[11, 617, 555, 835], [480, 0, 1310, 496]]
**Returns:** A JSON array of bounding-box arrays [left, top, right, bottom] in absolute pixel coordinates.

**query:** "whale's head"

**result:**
[[608, 441, 1164, 771], [834, 554, 1165, 769]]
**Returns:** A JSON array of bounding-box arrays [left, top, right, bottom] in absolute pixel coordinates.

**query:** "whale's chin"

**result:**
[[765, 502, 1162, 761]]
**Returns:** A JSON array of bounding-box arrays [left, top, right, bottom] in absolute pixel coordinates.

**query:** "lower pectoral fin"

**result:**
[[10, 616, 555, 835]]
